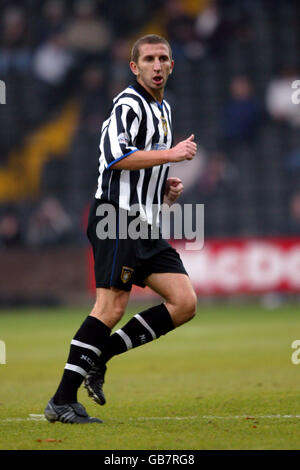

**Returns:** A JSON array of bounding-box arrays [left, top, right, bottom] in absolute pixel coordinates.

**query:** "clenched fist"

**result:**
[[164, 177, 184, 206]]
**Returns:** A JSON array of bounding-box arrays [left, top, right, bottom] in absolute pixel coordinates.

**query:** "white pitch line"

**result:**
[[1, 414, 46, 422], [28, 414, 47, 421], [132, 415, 300, 421], [133, 416, 198, 421], [200, 415, 300, 420], [1, 414, 300, 423]]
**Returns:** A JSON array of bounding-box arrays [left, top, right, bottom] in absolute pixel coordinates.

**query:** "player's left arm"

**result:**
[[163, 177, 184, 206]]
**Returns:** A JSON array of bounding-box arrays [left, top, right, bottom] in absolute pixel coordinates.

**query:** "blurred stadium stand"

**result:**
[[0, 0, 300, 305]]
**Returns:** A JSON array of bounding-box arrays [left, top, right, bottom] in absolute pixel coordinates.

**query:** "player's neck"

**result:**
[[136, 78, 164, 104]]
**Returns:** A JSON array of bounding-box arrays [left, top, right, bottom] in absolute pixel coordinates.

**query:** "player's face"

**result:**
[[130, 43, 174, 101]]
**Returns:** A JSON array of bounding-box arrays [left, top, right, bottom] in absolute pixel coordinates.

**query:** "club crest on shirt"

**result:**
[[161, 116, 168, 136], [121, 266, 134, 283]]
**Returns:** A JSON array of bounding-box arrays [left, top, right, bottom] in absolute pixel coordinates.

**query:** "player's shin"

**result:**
[[53, 315, 111, 405], [98, 303, 174, 364]]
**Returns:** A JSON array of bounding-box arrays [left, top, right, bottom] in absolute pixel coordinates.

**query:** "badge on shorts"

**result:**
[[161, 115, 168, 137], [121, 266, 134, 283]]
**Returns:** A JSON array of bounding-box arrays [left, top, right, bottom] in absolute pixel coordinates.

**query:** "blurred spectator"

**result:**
[[286, 192, 300, 234], [0, 209, 22, 247], [286, 148, 300, 171], [164, 0, 197, 60], [77, 63, 109, 133], [194, 1, 228, 56], [36, 0, 67, 44], [197, 151, 238, 198], [64, 0, 112, 60], [32, 31, 75, 110], [32, 32, 74, 87], [266, 66, 300, 127], [25, 197, 73, 247], [194, 0, 252, 57], [109, 39, 132, 99], [220, 76, 260, 150], [105, 0, 162, 39], [0, 6, 32, 74]]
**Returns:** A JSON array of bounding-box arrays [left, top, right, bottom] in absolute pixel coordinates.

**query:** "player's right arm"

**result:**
[[112, 134, 197, 170]]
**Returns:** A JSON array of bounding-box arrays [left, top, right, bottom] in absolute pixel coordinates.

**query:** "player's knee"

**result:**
[[111, 305, 126, 322], [169, 290, 197, 326], [90, 302, 125, 328], [182, 290, 197, 321]]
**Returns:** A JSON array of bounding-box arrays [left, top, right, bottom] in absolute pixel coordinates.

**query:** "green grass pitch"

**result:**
[[0, 302, 300, 450]]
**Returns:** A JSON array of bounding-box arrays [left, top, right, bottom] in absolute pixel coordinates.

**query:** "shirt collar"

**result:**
[[130, 79, 164, 108]]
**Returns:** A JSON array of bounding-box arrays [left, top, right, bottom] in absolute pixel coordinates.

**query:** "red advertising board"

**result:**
[[173, 236, 300, 295]]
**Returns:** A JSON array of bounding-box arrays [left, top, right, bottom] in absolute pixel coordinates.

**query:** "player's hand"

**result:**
[[168, 134, 197, 162], [163, 177, 184, 206]]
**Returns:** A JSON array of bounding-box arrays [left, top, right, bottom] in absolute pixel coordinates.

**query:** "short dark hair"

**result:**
[[130, 34, 172, 63]]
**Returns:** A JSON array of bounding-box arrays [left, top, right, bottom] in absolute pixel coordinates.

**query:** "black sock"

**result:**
[[98, 304, 174, 366], [53, 315, 111, 405]]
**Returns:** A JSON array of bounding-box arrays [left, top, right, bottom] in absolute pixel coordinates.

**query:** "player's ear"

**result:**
[[169, 60, 174, 75], [130, 61, 139, 76]]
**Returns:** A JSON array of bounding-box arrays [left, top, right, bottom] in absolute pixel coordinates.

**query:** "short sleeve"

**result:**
[[100, 104, 140, 169]]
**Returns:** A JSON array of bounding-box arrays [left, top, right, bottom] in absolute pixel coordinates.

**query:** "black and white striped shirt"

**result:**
[[95, 80, 173, 226]]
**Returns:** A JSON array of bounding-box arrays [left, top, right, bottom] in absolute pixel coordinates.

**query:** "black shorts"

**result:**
[[87, 198, 188, 292]]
